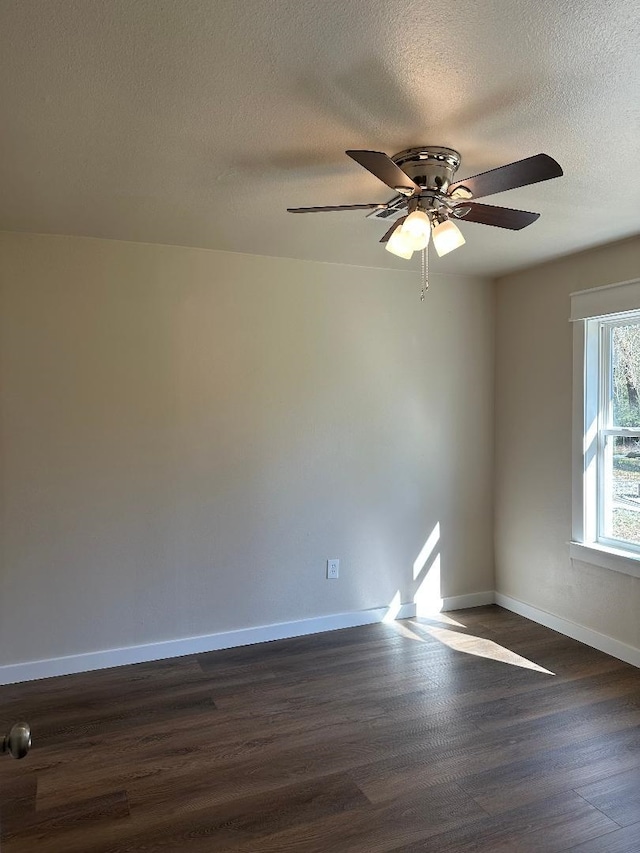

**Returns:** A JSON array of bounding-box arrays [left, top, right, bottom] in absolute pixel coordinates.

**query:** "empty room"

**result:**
[[1, 1, 639, 850]]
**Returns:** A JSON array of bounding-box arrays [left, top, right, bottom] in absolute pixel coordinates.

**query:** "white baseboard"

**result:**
[[495, 592, 640, 669], [441, 591, 495, 611], [0, 602, 417, 686]]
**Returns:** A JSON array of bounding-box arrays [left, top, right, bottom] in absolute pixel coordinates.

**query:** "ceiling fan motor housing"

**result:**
[[391, 147, 461, 194], [289, 148, 560, 233]]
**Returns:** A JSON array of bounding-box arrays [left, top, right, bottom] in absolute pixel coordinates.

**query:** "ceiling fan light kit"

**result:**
[[288, 146, 563, 295]]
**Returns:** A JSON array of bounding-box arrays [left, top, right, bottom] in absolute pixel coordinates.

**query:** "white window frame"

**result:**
[[570, 278, 640, 578]]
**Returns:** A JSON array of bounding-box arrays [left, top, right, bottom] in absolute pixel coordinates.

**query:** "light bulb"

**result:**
[[385, 226, 414, 259], [401, 210, 431, 251], [432, 219, 466, 257], [405, 230, 430, 251]]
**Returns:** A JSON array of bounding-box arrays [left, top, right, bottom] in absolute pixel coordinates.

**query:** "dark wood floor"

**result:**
[[1, 606, 640, 852]]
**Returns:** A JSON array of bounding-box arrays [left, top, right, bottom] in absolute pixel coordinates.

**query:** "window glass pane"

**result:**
[[603, 435, 640, 546], [612, 323, 640, 427]]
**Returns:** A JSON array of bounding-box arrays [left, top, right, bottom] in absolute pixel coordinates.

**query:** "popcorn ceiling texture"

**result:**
[[0, 0, 638, 276]]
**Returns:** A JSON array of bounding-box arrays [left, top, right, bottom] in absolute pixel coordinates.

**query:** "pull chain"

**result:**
[[420, 246, 429, 301]]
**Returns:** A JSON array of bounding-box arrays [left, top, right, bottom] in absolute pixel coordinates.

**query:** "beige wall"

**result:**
[[495, 236, 640, 648], [0, 232, 494, 666]]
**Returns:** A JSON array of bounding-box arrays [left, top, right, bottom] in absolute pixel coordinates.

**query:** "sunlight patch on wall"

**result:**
[[413, 523, 440, 579], [383, 590, 403, 623], [414, 553, 443, 615]]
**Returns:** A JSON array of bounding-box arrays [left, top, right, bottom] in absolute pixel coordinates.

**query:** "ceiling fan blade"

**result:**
[[380, 216, 407, 243], [287, 203, 387, 213], [346, 150, 420, 196], [453, 202, 540, 230], [448, 153, 562, 200]]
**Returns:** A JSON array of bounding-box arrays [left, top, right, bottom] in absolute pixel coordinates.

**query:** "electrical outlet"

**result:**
[[327, 558, 339, 579]]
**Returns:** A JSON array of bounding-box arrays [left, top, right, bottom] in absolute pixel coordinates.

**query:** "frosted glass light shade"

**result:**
[[385, 227, 414, 259], [402, 210, 431, 251], [432, 219, 465, 257]]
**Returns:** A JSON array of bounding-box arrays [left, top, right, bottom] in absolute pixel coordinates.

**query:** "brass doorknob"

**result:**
[[1, 722, 31, 759]]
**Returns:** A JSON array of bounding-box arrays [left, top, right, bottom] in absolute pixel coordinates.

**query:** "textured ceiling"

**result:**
[[1, 0, 638, 276]]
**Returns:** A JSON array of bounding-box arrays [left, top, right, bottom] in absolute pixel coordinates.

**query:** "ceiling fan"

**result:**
[[287, 147, 563, 261]]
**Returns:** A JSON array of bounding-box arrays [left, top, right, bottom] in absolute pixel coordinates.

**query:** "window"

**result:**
[[571, 279, 640, 577], [592, 316, 640, 549]]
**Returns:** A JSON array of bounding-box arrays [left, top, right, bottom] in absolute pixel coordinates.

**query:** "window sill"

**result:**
[[569, 541, 640, 579]]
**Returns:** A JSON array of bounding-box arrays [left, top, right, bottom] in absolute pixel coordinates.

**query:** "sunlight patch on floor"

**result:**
[[410, 622, 555, 674], [390, 620, 426, 641], [417, 611, 466, 628]]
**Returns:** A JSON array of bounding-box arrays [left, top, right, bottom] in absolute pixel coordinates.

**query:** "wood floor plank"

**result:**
[[384, 790, 619, 853], [2, 790, 129, 846], [352, 695, 640, 805], [566, 822, 640, 852], [119, 710, 480, 820], [575, 766, 640, 827], [184, 782, 486, 853], [457, 725, 640, 815], [0, 774, 37, 838], [5, 775, 368, 853], [457, 668, 640, 730]]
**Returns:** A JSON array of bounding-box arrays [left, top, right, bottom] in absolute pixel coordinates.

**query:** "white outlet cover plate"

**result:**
[[327, 559, 339, 579]]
